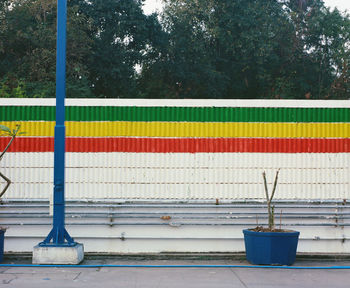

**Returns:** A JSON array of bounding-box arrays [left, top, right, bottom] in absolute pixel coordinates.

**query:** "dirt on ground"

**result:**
[[250, 226, 294, 233]]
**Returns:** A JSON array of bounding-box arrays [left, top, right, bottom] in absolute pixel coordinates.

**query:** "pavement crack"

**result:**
[[0, 268, 10, 274], [73, 272, 82, 281], [2, 275, 18, 284], [230, 269, 248, 288]]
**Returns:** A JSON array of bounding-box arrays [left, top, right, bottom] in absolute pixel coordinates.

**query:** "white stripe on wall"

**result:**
[[1, 153, 349, 200], [1, 98, 350, 108]]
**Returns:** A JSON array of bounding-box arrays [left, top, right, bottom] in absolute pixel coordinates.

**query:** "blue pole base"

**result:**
[[39, 227, 78, 247]]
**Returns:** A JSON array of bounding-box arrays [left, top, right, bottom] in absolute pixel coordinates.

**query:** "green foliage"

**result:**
[[0, 0, 349, 99], [70, 0, 163, 98], [0, 124, 24, 137], [0, 0, 94, 98], [0, 77, 27, 98], [141, 0, 350, 99], [0, 124, 11, 135]]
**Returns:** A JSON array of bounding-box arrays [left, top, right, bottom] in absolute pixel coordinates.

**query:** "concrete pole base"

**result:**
[[32, 244, 84, 264]]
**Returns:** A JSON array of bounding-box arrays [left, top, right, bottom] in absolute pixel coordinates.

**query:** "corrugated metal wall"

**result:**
[[2, 199, 350, 254], [1, 99, 349, 201], [1, 99, 350, 254]]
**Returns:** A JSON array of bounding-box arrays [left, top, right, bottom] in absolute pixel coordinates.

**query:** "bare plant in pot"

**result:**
[[243, 169, 300, 266], [0, 124, 23, 262]]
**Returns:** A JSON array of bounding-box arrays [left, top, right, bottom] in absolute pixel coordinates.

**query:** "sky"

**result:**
[[324, 0, 350, 11], [143, 0, 350, 15]]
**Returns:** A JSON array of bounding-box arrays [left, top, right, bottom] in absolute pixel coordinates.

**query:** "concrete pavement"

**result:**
[[0, 258, 350, 287]]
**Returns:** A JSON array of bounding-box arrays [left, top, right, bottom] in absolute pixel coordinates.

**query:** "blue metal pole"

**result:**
[[40, 0, 75, 247]]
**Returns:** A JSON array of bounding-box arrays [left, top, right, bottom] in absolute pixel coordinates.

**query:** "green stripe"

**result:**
[[0, 106, 349, 122]]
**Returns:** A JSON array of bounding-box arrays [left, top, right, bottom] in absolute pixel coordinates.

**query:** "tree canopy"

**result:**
[[0, 0, 349, 99]]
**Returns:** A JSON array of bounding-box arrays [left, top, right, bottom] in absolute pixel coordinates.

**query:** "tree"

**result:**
[[1, 0, 349, 99], [140, 0, 350, 99], [140, 0, 295, 98], [0, 0, 94, 98], [71, 0, 163, 98], [278, 0, 350, 99]]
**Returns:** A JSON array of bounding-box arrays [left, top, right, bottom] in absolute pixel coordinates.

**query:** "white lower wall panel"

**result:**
[[2, 199, 350, 254], [1, 153, 349, 200], [5, 237, 350, 254], [4, 225, 350, 254]]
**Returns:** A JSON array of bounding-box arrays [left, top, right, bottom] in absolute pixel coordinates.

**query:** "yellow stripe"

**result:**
[[1, 121, 349, 138], [0, 122, 56, 137]]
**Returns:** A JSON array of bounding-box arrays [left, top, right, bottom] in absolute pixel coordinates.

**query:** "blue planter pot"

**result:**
[[0, 230, 4, 263], [243, 229, 299, 266]]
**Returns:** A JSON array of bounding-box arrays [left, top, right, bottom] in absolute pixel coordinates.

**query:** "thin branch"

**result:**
[[0, 171, 11, 198], [263, 171, 269, 202], [280, 210, 283, 230], [0, 124, 20, 161], [263, 171, 273, 230], [0, 134, 16, 162], [270, 169, 280, 202], [0, 124, 21, 198]]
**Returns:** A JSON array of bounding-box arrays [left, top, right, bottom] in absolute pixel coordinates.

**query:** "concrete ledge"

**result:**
[[32, 244, 84, 264], [6, 251, 350, 262]]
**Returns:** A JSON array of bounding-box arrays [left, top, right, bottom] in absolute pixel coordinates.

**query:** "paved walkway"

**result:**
[[0, 259, 349, 288]]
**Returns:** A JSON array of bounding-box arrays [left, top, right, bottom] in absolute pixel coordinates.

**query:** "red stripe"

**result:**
[[1, 137, 349, 153]]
